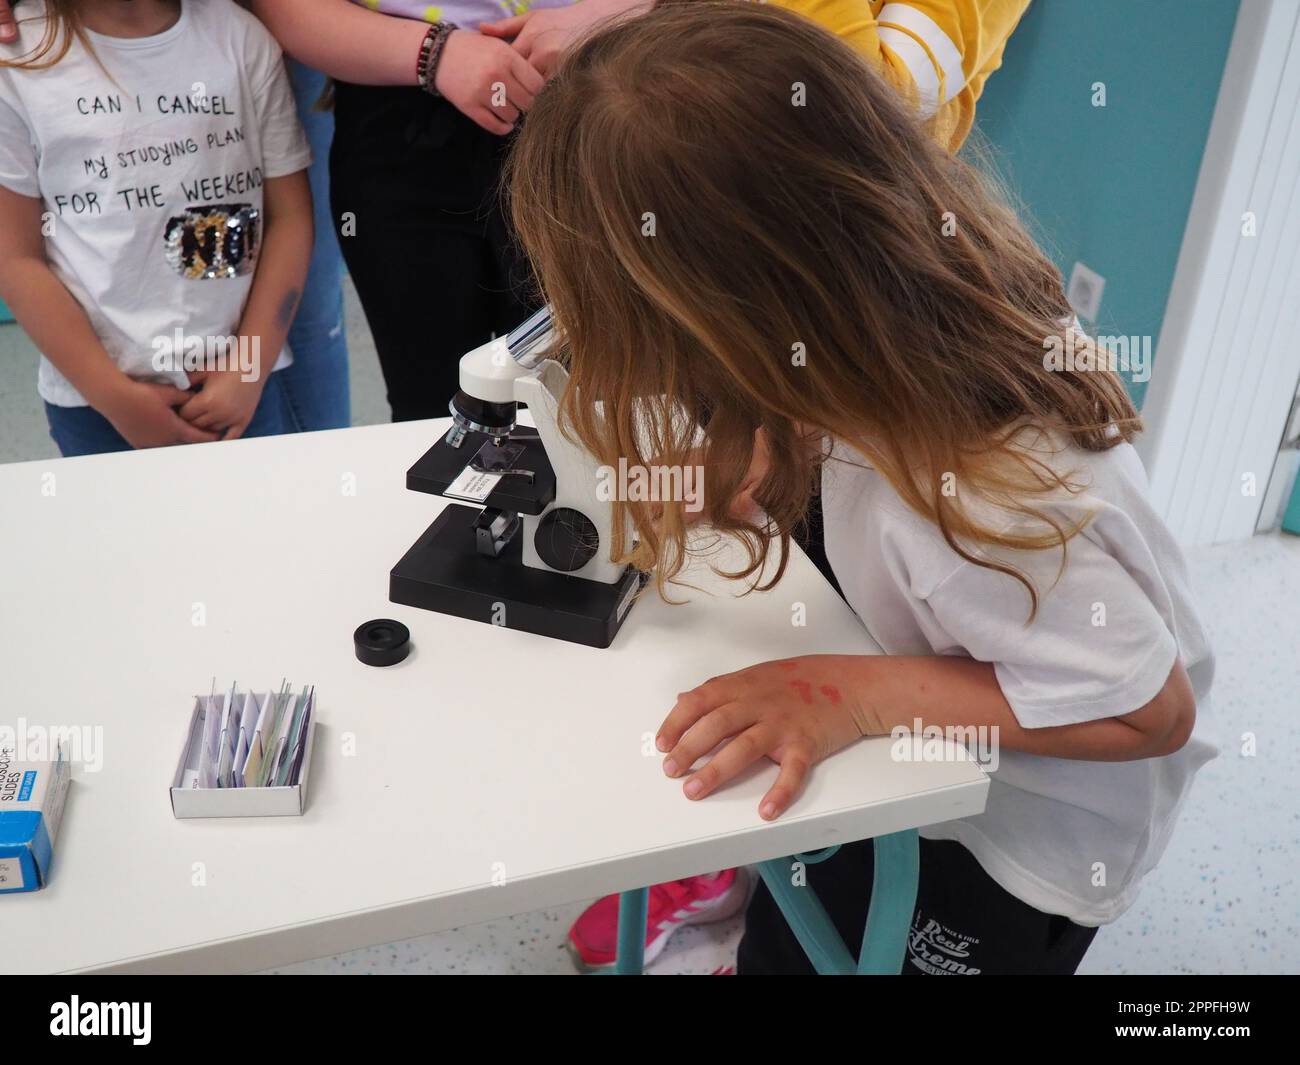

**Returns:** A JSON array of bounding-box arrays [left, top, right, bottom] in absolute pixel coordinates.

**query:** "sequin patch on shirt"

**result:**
[[163, 203, 260, 280]]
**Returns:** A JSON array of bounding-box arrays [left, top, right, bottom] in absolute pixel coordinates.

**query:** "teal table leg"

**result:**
[[613, 888, 649, 974], [759, 830, 920, 975], [756, 857, 857, 974], [1283, 464, 1300, 535], [609, 830, 919, 976], [857, 829, 920, 974]]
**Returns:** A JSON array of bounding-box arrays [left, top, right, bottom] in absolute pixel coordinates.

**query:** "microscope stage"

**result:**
[[390, 504, 646, 649], [406, 431, 557, 515]]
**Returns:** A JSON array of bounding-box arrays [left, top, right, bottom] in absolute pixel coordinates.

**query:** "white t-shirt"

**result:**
[[821, 425, 1218, 925], [0, 0, 311, 406]]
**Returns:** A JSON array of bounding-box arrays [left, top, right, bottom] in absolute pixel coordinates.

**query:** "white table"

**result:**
[[0, 420, 987, 973]]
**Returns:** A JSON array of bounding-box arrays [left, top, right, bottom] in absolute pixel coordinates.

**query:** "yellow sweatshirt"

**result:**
[[770, 0, 1031, 150]]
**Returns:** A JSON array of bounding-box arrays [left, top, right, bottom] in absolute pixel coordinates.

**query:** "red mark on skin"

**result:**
[[819, 685, 843, 706], [789, 679, 813, 705], [778, 661, 799, 671]]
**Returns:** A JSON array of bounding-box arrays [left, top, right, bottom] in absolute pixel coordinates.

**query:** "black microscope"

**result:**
[[389, 308, 646, 648]]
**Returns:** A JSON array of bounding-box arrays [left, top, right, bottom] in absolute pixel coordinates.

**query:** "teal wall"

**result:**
[[971, 0, 1240, 407], [0, 299, 11, 324]]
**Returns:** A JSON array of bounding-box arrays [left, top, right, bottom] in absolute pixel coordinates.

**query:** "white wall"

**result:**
[[1138, 0, 1300, 545]]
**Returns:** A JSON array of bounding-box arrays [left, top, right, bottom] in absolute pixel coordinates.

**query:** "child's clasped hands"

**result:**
[[99, 364, 266, 449]]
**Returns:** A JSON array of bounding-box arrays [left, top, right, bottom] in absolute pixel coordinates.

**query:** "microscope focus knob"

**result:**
[[534, 507, 600, 572]]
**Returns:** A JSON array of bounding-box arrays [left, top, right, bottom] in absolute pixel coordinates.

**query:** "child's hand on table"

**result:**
[[178, 367, 264, 440], [99, 378, 221, 448], [656, 655, 872, 822], [657, 649, 1193, 822]]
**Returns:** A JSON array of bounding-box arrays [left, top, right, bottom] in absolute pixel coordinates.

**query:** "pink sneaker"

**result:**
[[567, 868, 750, 972]]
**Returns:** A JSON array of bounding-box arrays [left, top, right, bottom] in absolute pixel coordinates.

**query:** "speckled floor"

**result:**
[[2, 289, 1295, 975]]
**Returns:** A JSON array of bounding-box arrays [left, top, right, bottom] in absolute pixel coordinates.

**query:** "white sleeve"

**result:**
[[0, 93, 39, 197], [921, 532, 1179, 728], [244, 24, 311, 179]]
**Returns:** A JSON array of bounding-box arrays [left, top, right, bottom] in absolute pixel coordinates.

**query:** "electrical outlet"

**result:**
[[1066, 261, 1106, 323]]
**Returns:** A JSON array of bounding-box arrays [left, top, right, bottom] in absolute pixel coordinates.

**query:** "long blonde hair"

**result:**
[[508, 1, 1138, 614]]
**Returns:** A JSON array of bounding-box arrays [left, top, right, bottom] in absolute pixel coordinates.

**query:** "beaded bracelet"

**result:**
[[416, 21, 458, 98]]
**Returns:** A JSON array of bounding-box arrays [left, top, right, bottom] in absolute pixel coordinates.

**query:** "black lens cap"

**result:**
[[354, 618, 411, 667]]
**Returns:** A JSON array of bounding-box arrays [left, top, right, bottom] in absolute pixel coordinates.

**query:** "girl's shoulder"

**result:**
[[6, 0, 51, 25], [0, 1, 56, 97], [1, 0, 53, 57], [826, 421, 1150, 597], [191, 0, 275, 40], [187, 0, 289, 76]]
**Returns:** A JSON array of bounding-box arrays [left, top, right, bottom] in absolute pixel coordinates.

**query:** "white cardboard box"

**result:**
[[169, 694, 317, 818]]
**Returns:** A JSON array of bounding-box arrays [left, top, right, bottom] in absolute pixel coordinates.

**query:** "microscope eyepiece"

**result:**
[[505, 306, 554, 368]]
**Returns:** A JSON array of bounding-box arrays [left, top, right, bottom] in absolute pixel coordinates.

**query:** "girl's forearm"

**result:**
[[842, 654, 1185, 762], [250, 0, 428, 85], [236, 174, 313, 380], [0, 257, 129, 410]]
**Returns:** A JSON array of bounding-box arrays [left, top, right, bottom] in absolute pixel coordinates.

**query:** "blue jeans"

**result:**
[[279, 60, 351, 432], [46, 372, 291, 457]]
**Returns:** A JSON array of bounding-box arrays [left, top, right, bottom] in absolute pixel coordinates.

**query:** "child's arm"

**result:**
[[251, 0, 544, 135], [656, 655, 1197, 821], [177, 171, 313, 439], [250, 0, 431, 85], [0, 186, 219, 447], [770, 0, 1032, 151]]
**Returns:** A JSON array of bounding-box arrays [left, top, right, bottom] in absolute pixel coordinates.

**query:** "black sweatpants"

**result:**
[[738, 838, 1098, 975], [329, 83, 539, 422]]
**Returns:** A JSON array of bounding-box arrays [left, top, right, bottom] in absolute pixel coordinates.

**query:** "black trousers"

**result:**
[[738, 838, 1099, 975], [329, 83, 539, 422]]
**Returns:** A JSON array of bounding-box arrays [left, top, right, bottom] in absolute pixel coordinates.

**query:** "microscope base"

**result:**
[[390, 504, 646, 649]]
